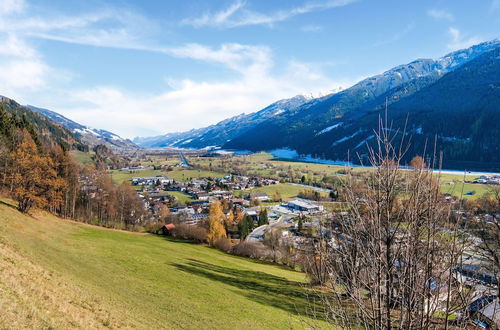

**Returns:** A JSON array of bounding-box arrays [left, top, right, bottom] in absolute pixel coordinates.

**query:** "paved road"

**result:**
[[178, 151, 192, 167], [246, 215, 292, 242]]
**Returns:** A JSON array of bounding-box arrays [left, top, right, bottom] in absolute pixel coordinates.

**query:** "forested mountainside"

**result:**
[[223, 40, 500, 170], [28, 105, 137, 150], [0, 97, 85, 151]]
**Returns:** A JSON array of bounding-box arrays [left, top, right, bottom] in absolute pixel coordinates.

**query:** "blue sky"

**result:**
[[0, 0, 499, 138]]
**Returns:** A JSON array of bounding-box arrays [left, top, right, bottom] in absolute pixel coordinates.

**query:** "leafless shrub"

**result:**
[[171, 224, 207, 243], [213, 237, 232, 252], [231, 241, 268, 259]]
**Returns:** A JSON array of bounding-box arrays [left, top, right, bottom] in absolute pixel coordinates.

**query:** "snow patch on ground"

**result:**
[[332, 130, 361, 147], [317, 122, 343, 135], [269, 148, 299, 159], [355, 134, 374, 149], [269, 148, 354, 166], [441, 136, 471, 142]]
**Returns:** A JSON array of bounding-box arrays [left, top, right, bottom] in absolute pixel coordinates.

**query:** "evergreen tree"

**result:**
[[238, 215, 253, 240], [297, 217, 303, 232], [258, 208, 269, 226]]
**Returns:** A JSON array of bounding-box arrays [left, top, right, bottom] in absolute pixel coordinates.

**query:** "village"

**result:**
[[130, 168, 327, 242], [116, 151, 500, 327]]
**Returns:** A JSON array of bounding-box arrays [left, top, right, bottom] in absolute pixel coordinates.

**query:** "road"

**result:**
[[246, 215, 292, 242], [178, 151, 192, 168]]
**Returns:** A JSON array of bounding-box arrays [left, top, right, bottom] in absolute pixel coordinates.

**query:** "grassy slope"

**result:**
[[110, 169, 227, 185], [0, 200, 323, 329], [167, 191, 194, 205], [70, 150, 95, 164], [236, 183, 328, 201]]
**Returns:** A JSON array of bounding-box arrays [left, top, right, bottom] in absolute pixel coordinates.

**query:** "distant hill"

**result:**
[[253, 46, 499, 170], [28, 105, 138, 151], [133, 95, 315, 148], [0, 96, 84, 151]]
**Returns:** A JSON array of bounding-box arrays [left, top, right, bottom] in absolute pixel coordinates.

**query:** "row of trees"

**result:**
[[0, 124, 149, 230], [0, 130, 78, 214]]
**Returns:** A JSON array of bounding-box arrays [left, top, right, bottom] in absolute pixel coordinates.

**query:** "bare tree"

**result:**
[[306, 115, 471, 329]]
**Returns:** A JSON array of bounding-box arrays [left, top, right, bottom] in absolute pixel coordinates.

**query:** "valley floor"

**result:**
[[0, 199, 324, 329]]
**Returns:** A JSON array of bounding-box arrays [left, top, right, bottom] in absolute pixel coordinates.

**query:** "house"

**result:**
[[467, 296, 500, 328], [247, 191, 272, 202], [286, 200, 324, 214], [158, 223, 175, 235], [455, 264, 498, 287]]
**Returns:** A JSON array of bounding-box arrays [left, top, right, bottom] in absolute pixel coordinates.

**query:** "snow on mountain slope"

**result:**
[[28, 105, 138, 150], [133, 94, 317, 148]]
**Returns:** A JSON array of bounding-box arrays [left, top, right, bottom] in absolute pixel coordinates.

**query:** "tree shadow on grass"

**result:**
[[0, 200, 18, 210], [171, 258, 327, 320]]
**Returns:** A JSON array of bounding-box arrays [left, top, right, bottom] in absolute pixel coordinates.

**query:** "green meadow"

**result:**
[[0, 199, 324, 329]]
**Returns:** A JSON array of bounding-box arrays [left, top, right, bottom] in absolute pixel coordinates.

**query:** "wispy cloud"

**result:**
[[0, 0, 25, 15], [300, 24, 323, 32], [56, 42, 350, 137], [0, 1, 348, 137], [181, 0, 359, 28], [427, 9, 454, 22], [447, 27, 483, 50]]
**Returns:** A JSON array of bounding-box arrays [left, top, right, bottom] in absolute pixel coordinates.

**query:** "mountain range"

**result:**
[[132, 94, 315, 148], [134, 39, 500, 170], [4, 39, 499, 171], [27, 105, 137, 151]]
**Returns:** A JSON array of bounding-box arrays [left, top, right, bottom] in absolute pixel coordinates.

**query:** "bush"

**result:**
[[171, 224, 207, 243], [143, 222, 165, 234], [231, 242, 268, 259], [213, 237, 232, 252]]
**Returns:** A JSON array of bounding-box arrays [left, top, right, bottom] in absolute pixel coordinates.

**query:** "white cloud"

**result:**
[[447, 27, 483, 50], [0, 31, 52, 98], [427, 9, 454, 22], [166, 43, 272, 75], [0, 0, 25, 16], [0, 2, 159, 99], [53, 43, 349, 138], [0, 1, 350, 138], [182, 0, 359, 28]]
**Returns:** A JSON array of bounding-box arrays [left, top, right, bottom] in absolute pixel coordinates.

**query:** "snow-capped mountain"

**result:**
[[226, 39, 500, 171], [347, 38, 500, 98], [136, 39, 499, 152], [225, 39, 500, 152], [28, 105, 138, 150], [133, 94, 318, 148]]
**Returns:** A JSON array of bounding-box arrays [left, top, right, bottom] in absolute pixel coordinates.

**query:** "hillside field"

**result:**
[[188, 152, 495, 200], [0, 199, 324, 329]]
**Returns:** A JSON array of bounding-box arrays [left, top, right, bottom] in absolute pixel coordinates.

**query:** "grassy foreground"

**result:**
[[0, 199, 324, 329]]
